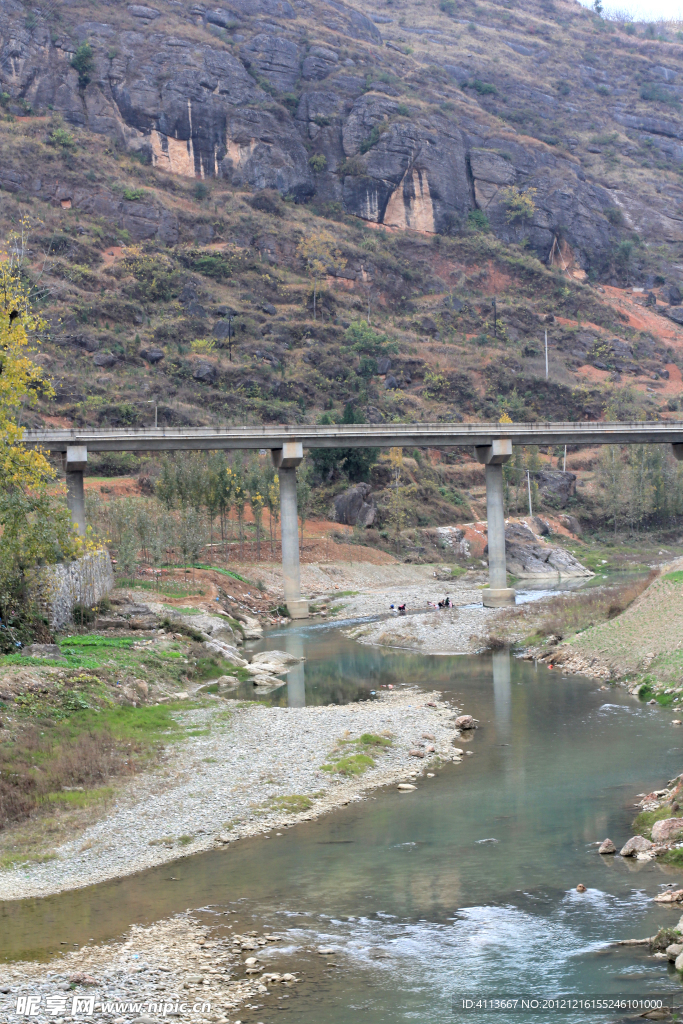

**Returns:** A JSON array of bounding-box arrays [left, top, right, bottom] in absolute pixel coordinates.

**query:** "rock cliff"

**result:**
[[2, 0, 683, 274]]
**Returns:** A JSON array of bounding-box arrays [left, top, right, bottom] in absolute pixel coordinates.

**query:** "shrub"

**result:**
[[248, 189, 285, 217], [640, 82, 678, 106], [440, 0, 456, 13], [193, 182, 210, 200], [557, 80, 571, 96], [48, 126, 76, 150], [605, 207, 624, 226], [423, 370, 449, 398], [122, 187, 145, 201], [360, 123, 389, 153], [397, 103, 410, 116], [71, 42, 94, 89], [471, 79, 498, 96], [190, 338, 215, 354], [500, 186, 537, 223], [339, 156, 366, 176], [309, 153, 327, 172], [467, 209, 490, 232]]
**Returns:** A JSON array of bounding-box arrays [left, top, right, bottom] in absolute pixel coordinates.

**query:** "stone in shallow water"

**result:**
[[620, 835, 654, 857], [598, 838, 616, 854]]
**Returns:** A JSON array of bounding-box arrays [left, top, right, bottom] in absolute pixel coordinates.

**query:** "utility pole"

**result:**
[[492, 297, 497, 341], [563, 444, 567, 473], [527, 469, 533, 516], [545, 329, 548, 380], [147, 401, 157, 428], [227, 311, 235, 364]]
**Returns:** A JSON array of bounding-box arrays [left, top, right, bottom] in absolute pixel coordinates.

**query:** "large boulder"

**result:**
[[502, 522, 592, 579], [536, 470, 577, 507], [620, 835, 654, 857], [652, 817, 683, 843], [333, 483, 376, 527]]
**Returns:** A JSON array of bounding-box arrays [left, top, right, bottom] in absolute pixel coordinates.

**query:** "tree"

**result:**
[[0, 259, 79, 628], [70, 42, 94, 89], [295, 230, 346, 320], [296, 461, 312, 549], [310, 404, 379, 482]]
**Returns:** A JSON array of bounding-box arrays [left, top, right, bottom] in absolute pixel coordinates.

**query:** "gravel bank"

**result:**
[[0, 690, 462, 902], [0, 913, 305, 1024]]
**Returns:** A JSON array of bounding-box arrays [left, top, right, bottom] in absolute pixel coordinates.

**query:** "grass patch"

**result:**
[[0, 850, 58, 869], [637, 681, 676, 706], [41, 786, 114, 808], [633, 805, 681, 838], [58, 635, 137, 649], [663, 571, 683, 583], [148, 836, 175, 847], [660, 849, 683, 868], [117, 578, 206, 598], [321, 733, 393, 775], [177, 834, 194, 845], [268, 794, 313, 813]]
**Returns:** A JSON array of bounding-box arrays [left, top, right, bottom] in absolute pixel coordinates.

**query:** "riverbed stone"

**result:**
[[652, 817, 683, 843], [667, 943, 683, 961], [455, 714, 476, 729], [676, 950, 683, 972], [620, 835, 654, 856], [598, 838, 616, 854]]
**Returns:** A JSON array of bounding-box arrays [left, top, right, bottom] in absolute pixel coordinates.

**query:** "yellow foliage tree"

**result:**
[[295, 230, 346, 320], [0, 254, 80, 633]]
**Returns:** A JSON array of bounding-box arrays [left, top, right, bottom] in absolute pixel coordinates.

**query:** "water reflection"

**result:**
[[491, 648, 511, 739], [285, 630, 306, 707]]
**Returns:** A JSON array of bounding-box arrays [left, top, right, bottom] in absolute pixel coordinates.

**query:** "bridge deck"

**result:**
[[20, 421, 683, 452]]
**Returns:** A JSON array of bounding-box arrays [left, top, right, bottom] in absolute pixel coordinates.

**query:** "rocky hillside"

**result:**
[[2, 0, 683, 526]]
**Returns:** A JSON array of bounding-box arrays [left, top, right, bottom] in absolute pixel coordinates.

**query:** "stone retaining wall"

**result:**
[[29, 549, 114, 629]]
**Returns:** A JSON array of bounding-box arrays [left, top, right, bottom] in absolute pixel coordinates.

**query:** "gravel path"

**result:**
[[0, 690, 463, 902]]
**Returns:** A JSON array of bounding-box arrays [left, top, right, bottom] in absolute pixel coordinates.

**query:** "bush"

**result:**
[[339, 156, 366, 176], [248, 189, 285, 217], [605, 207, 624, 226], [309, 154, 327, 172], [71, 42, 94, 89], [467, 209, 490, 232], [500, 186, 537, 223], [122, 187, 145, 201], [640, 82, 678, 106], [471, 79, 498, 96], [48, 126, 76, 150]]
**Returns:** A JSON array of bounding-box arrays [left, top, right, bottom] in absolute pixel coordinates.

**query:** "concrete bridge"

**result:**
[[23, 421, 683, 618]]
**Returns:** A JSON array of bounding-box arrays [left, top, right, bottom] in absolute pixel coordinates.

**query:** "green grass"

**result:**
[[59, 634, 137, 648], [660, 849, 683, 868], [633, 804, 681, 838], [177, 834, 194, 845], [268, 794, 313, 813], [190, 564, 255, 585], [663, 571, 683, 583], [41, 786, 114, 808], [321, 733, 393, 776], [0, 851, 58, 869], [117, 578, 206, 598], [638, 681, 677, 707]]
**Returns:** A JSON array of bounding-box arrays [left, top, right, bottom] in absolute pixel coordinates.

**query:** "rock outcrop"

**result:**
[[0, 0, 677, 273], [502, 522, 593, 579], [333, 483, 376, 527]]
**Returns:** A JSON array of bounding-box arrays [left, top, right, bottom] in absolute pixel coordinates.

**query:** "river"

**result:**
[[2, 617, 682, 1023]]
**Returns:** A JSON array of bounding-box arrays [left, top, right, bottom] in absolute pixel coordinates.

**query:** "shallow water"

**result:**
[[2, 623, 682, 1023]]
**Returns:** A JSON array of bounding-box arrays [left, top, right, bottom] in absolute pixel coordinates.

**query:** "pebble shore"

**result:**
[[0, 689, 462, 902], [0, 913, 305, 1024]]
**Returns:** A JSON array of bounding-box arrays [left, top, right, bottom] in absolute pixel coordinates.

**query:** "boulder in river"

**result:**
[[667, 943, 683, 962], [652, 818, 683, 843], [455, 714, 476, 730], [620, 835, 654, 857], [251, 650, 304, 668], [598, 838, 616, 854]]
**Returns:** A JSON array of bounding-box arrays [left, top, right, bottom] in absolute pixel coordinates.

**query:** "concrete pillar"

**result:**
[[475, 439, 515, 608], [492, 648, 512, 739], [65, 445, 87, 536], [673, 444, 683, 462], [272, 441, 308, 620]]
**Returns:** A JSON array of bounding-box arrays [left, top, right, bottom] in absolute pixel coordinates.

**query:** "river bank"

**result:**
[[0, 688, 463, 903]]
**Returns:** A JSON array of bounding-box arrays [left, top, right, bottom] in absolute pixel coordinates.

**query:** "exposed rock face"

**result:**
[[333, 483, 376, 527], [0, 0, 671, 272], [503, 522, 593, 579], [536, 470, 577, 508]]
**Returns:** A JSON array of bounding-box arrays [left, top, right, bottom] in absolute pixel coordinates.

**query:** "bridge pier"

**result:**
[[65, 445, 87, 536], [476, 440, 515, 608], [272, 442, 309, 620]]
